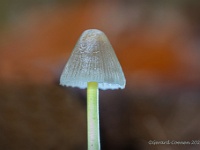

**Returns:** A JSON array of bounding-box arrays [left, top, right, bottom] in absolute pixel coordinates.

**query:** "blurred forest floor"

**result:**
[[0, 0, 200, 150]]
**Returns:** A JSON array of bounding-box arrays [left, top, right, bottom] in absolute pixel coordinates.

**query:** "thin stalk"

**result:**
[[87, 82, 100, 150]]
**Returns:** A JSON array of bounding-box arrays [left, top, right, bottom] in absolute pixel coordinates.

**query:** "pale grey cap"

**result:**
[[60, 29, 126, 90]]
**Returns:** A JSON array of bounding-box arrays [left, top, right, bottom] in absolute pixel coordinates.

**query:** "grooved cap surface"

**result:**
[[60, 29, 126, 90]]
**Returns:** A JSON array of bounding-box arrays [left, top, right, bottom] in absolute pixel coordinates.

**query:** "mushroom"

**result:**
[[60, 29, 126, 150]]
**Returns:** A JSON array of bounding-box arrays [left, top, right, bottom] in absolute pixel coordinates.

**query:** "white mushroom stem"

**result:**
[[87, 82, 100, 150]]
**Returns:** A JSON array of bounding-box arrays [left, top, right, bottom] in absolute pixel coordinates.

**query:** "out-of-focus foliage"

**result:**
[[0, 0, 200, 149], [0, 0, 82, 29]]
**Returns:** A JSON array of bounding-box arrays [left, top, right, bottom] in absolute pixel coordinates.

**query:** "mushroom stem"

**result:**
[[87, 82, 100, 150]]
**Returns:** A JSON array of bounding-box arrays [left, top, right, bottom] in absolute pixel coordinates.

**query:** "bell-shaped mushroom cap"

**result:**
[[60, 29, 126, 90]]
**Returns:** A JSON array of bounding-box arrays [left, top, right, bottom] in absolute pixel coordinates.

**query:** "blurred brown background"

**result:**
[[0, 0, 200, 149]]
